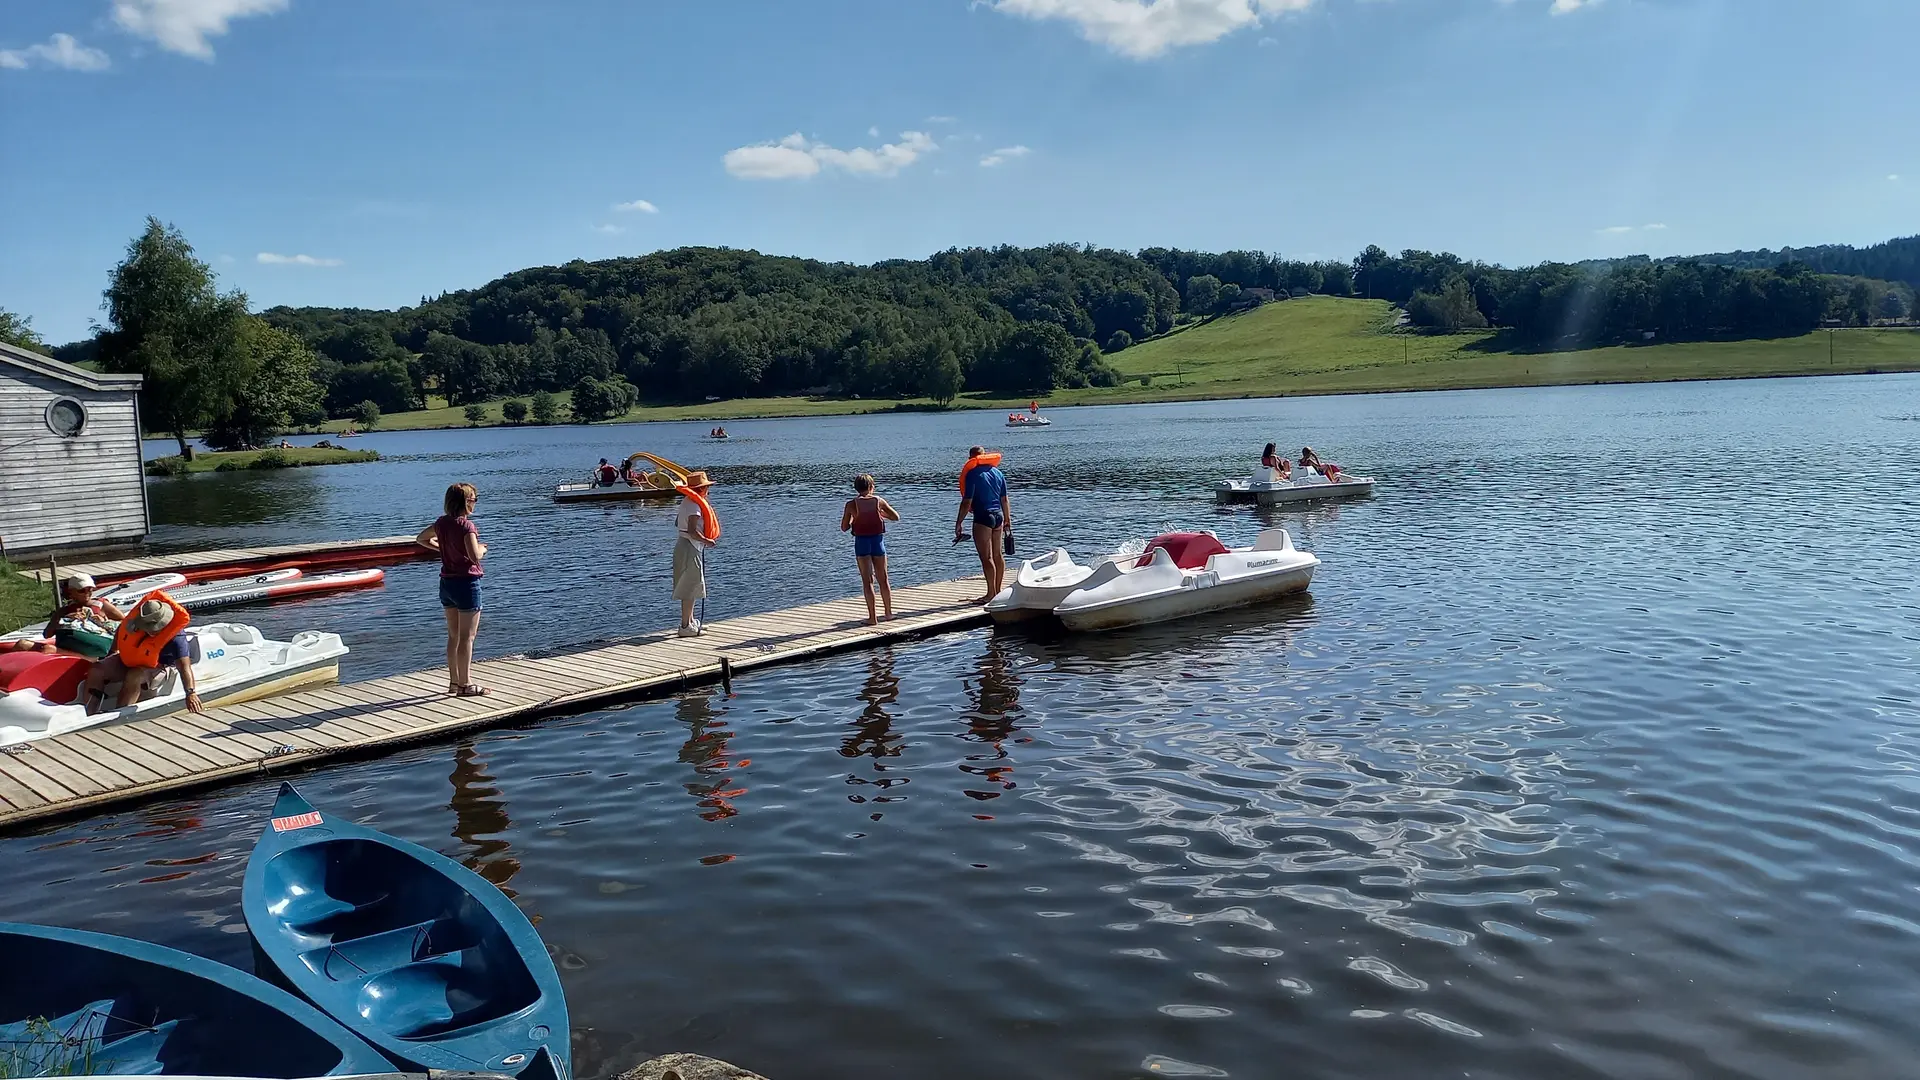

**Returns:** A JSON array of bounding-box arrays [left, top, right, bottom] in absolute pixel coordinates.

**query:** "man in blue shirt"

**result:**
[[955, 445, 1013, 603]]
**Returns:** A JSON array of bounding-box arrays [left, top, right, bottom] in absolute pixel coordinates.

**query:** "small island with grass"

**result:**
[[145, 445, 380, 477]]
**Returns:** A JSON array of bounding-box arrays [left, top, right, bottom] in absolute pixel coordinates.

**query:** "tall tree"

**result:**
[[201, 319, 327, 450], [1183, 274, 1222, 316], [97, 218, 250, 454], [0, 308, 47, 352]]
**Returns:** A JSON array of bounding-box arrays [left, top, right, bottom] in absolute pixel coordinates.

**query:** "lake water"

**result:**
[[17, 375, 1920, 1079]]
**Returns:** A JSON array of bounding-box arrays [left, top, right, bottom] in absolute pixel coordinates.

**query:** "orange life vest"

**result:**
[[679, 487, 721, 543], [112, 591, 190, 669], [959, 451, 1003, 491]]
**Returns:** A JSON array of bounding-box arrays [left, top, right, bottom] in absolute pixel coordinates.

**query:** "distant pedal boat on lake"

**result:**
[[243, 783, 571, 1080], [1214, 469, 1376, 505], [554, 451, 688, 503]]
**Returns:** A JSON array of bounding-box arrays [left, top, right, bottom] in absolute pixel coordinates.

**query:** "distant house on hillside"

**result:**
[[0, 341, 148, 557], [1230, 287, 1278, 311]]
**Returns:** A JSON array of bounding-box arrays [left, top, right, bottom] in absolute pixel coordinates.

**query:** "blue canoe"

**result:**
[[242, 783, 570, 1080], [0, 922, 394, 1077]]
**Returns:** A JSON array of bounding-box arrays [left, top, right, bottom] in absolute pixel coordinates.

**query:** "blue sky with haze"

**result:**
[[3, 0, 1914, 342]]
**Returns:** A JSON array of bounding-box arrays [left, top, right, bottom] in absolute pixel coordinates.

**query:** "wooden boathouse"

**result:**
[[0, 342, 147, 558]]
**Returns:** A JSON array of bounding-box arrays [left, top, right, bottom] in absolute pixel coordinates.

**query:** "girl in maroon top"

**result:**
[[840, 473, 901, 625], [416, 481, 489, 696]]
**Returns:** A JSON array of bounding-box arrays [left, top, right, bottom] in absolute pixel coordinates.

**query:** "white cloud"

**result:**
[[1890, 174, 1902, 182], [593, 224, 626, 235], [256, 252, 342, 266], [1597, 223, 1666, 235], [986, 0, 1316, 59], [980, 145, 1032, 167], [925, 115, 959, 124], [723, 130, 937, 181], [868, 126, 880, 138], [217, 253, 235, 263], [0, 33, 111, 71], [112, 0, 289, 60], [612, 199, 658, 213], [1551, 0, 1598, 12]]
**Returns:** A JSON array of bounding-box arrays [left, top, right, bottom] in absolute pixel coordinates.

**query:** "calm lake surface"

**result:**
[[19, 375, 1920, 1079]]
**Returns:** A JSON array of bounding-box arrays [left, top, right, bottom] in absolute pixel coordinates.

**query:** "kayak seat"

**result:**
[[282, 889, 394, 936], [0, 999, 179, 1076], [352, 941, 535, 1039], [90, 1018, 181, 1075]]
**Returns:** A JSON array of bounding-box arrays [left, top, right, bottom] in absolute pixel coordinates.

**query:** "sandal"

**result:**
[[456, 684, 490, 697]]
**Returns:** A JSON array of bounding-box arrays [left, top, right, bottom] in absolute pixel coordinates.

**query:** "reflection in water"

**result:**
[[675, 692, 748, 822], [449, 742, 521, 895], [843, 649, 908, 819], [147, 470, 330, 529], [958, 637, 1023, 803]]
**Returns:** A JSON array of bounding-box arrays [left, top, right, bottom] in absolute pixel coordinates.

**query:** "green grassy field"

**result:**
[[335, 298, 1920, 431], [0, 561, 53, 637], [146, 446, 380, 475]]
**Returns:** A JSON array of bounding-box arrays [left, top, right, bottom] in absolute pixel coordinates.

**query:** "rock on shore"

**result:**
[[616, 1053, 771, 1080]]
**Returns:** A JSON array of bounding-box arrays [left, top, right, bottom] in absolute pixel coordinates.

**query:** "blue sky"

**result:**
[[3, 0, 1914, 343]]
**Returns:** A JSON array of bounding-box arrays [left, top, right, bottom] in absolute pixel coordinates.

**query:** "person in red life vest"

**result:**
[[82, 593, 200, 715], [595, 458, 620, 486], [417, 481, 489, 697], [674, 470, 721, 637], [840, 473, 902, 626]]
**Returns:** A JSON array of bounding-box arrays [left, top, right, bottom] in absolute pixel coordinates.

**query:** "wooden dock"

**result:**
[[0, 577, 987, 831], [31, 535, 429, 584]]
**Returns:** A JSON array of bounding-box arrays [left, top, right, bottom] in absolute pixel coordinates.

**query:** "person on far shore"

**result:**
[[1262, 442, 1291, 482], [674, 470, 720, 637], [416, 481, 488, 697], [956, 445, 1012, 604], [841, 473, 901, 625]]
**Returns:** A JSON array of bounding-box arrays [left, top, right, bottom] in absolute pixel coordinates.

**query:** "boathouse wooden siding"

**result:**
[[0, 342, 147, 557]]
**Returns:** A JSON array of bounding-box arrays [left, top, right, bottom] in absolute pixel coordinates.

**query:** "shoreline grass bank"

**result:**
[[1, 561, 52, 637], [146, 446, 380, 476]]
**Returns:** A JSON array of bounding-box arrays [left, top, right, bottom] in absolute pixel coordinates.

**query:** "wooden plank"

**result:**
[[31, 737, 147, 790], [157, 711, 291, 757], [111, 721, 240, 771], [5, 747, 101, 799], [291, 689, 419, 738], [60, 731, 174, 785], [0, 764, 51, 810]]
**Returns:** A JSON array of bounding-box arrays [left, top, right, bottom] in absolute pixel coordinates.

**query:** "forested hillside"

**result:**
[[247, 239, 1912, 419], [1688, 235, 1920, 288]]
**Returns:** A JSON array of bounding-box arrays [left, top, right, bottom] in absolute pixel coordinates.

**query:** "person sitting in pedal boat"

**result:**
[[1261, 443, 1292, 483], [1300, 447, 1341, 480], [82, 593, 201, 715], [595, 458, 620, 485]]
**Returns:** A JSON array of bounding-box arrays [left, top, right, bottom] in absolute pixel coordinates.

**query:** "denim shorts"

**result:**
[[854, 533, 887, 558], [439, 575, 482, 612]]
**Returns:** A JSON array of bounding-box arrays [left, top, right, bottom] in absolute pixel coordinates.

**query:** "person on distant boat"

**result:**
[[595, 458, 620, 486], [1029, 400, 1039, 414], [956, 445, 1012, 604], [1300, 447, 1342, 480], [1261, 443, 1292, 483], [673, 471, 721, 637], [841, 473, 901, 626], [82, 593, 200, 715], [417, 481, 488, 697]]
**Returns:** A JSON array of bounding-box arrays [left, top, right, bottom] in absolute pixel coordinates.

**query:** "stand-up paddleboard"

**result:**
[[97, 572, 188, 606], [169, 568, 385, 612]]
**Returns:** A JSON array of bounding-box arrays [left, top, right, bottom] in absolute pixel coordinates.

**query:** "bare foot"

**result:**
[[971, 595, 990, 604], [866, 616, 879, 627]]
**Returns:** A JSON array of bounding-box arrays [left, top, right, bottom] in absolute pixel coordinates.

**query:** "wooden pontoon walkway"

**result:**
[[30, 535, 427, 584], [0, 576, 987, 830]]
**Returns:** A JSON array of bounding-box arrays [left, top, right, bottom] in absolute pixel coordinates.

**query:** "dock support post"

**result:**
[[720, 656, 734, 696], [47, 555, 59, 608]]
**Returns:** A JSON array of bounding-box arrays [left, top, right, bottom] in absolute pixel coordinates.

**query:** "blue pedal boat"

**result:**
[[0, 922, 395, 1077], [242, 783, 570, 1080]]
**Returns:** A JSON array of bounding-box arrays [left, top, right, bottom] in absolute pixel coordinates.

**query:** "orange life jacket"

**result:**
[[959, 451, 1003, 491], [679, 487, 721, 543], [112, 591, 190, 669]]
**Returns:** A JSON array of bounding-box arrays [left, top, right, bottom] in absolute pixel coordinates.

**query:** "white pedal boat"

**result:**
[[1006, 416, 1051, 427], [1050, 529, 1317, 632], [0, 624, 348, 745], [985, 541, 1145, 622], [1214, 467, 1375, 505]]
